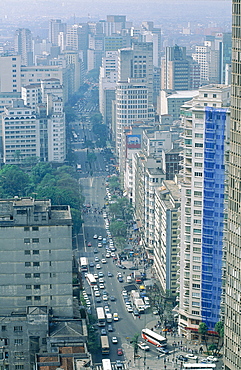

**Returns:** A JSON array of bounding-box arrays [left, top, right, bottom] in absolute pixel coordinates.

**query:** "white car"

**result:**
[[138, 342, 150, 351], [93, 286, 98, 291], [94, 291, 100, 297], [94, 274, 98, 279], [103, 295, 108, 301], [112, 336, 118, 344], [94, 257, 99, 262], [98, 236, 103, 240], [99, 284, 105, 289], [93, 234, 98, 239], [185, 354, 197, 360], [96, 264, 101, 269], [127, 306, 133, 313], [207, 356, 218, 362], [101, 259, 107, 264], [106, 253, 111, 258], [99, 278, 104, 283]]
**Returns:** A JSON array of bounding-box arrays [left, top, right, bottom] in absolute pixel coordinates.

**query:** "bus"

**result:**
[[96, 307, 105, 326], [80, 257, 88, 272], [183, 365, 216, 370], [141, 328, 167, 347], [102, 359, 112, 370], [100, 335, 110, 354], [86, 273, 97, 286]]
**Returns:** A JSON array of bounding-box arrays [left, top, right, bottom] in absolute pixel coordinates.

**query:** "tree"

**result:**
[[109, 220, 127, 238], [214, 321, 224, 354], [0, 165, 31, 197], [90, 113, 103, 125], [198, 322, 209, 352]]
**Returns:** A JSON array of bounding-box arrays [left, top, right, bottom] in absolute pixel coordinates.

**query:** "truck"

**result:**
[[106, 313, 112, 323], [131, 290, 140, 300], [134, 298, 145, 313]]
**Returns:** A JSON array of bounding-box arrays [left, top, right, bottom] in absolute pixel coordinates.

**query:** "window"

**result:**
[[32, 226, 39, 231], [15, 365, 24, 369], [193, 256, 201, 261], [33, 250, 39, 255], [33, 262, 40, 267], [192, 310, 200, 315], [24, 227, 30, 231], [213, 94, 217, 98], [14, 326, 22, 332], [25, 273, 31, 278], [195, 153, 203, 158], [192, 301, 200, 307], [195, 143, 203, 148], [49, 238, 51, 243], [34, 285, 40, 289], [194, 172, 202, 177], [25, 262, 31, 267], [34, 296, 41, 301], [193, 274, 200, 280], [14, 339, 23, 345], [195, 162, 203, 167], [32, 238, 39, 243], [24, 238, 30, 243], [193, 283, 200, 289], [195, 133, 203, 138], [25, 250, 30, 255], [33, 273, 40, 278], [26, 296, 31, 300], [204, 93, 208, 97], [194, 200, 202, 206], [193, 238, 201, 243], [192, 292, 200, 298], [26, 285, 31, 289], [1, 326, 6, 331], [194, 191, 202, 197], [193, 265, 201, 270]]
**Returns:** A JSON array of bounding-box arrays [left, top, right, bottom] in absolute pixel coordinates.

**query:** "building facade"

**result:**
[[223, 1, 241, 368], [178, 85, 230, 339]]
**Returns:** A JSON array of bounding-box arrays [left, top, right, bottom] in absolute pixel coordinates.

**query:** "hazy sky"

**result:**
[[0, 0, 232, 26]]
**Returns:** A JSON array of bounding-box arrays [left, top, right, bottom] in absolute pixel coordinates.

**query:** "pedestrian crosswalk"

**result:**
[[95, 363, 127, 370]]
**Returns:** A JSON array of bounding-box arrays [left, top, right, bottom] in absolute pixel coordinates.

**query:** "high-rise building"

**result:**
[[162, 45, 200, 91], [223, 1, 241, 369], [14, 28, 33, 66], [178, 85, 230, 339], [49, 19, 67, 46], [0, 197, 73, 317], [0, 55, 21, 93]]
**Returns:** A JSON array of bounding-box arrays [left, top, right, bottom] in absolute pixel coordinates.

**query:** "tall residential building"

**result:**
[[115, 41, 154, 162], [178, 85, 230, 339], [161, 45, 200, 91], [0, 197, 73, 317], [49, 19, 67, 46], [224, 1, 241, 369], [14, 28, 33, 66], [0, 55, 21, 93]]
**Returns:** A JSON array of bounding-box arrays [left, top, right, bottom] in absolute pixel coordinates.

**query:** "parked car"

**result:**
[[112, 336, 118, 344], [207, 356, 218, 362], [108, 324, 113, 332], [117, 348, 123, 356]]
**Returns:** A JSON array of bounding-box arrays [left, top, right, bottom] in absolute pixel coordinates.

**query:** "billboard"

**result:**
[[126, 134, 141, 149]]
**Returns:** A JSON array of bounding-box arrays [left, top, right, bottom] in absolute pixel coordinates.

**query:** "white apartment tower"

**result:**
[[178, 85, 230, 339]]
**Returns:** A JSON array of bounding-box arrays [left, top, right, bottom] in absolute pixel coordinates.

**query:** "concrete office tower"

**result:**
[[161, 45, 200, 91], [0, 55, 21, 93], [14, 28, 33, 66], [49, 19, 67, 46], [115, 42, 154, 161], [99, 51, 118, 129], [224, 2, 241, 368], [0, 197, 73, 317], [178, 85, 230, 339], [154, 180, 180, 297], [2, 99, 40, 164]]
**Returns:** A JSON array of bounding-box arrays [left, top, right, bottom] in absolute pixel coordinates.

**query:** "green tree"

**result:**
[[0, 165, 31, 197], [31, 163, 53, 185], [90, 113, 103, 125], [214, 321, 224, 354], [109, 220, 127, 237], [198, 322, 209, 352], [64, 105, 77, 124]]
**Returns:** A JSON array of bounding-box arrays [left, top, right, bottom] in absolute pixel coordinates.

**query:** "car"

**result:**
[[129, 266, 138, 270], [94, 257, 99, 262], [117, 348, 123, 356], [97, 243, 102, 248], [103, 295, 108, 301], [98, 236, 103, 240], [138, 342, 150, 351], [101, 328, 107, 335], [108, 324, 113, 332], [98, 272, 104, 277], [106, 253, 111, 258], [101, 259, 107, 264], [104, 305, 110, 313], [207, 356, 218, 362], [96, 297, 101, 303], [93, 286, 98, 291], [127, 306, 133, 313], [110, 296, 116, 301], [118, 277, 123, 282], [116, 360, 123, 369], [185, 354, 197, 360], [125, 301, 132, 306], [108, 272, 113, 277], [89, 262, 95, 267], [157, 347, 169, 355], [93, 248, 98, 254], [102, 290, 108, 296], [122, 290, 127, 295], [112, 336, 118, 344], [133, 310, 139, 316], [94, 291, 100, 297], [84, 272, 88, 277], [111, 252, 116, 257], [99, 278, 104, 283], [96, 264, 101, 269], [102, 238, 107, 244], [87, 242, 92, 247], [177, 355, 188, 362], [99, 284, 105, 289], [152, 310, 159, 315], [113, 313, 119, 321], [93, 234, 98, 239], [94, 273, 98, 279]]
